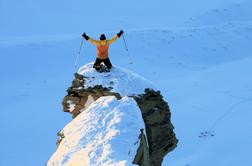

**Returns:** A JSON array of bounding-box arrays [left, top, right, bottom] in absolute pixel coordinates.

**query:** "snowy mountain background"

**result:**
[[1, 0, 252, 165]]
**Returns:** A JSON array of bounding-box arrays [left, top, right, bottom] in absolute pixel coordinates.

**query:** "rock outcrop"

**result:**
[[63, 73, 121, 118], [49, 63, 178, 166], [133, 89, 177, 165]]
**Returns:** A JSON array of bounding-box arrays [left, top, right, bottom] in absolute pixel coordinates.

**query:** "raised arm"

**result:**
[[107, 35, 119, 44], [108, 30, 124, 44], [82, 33, 100, 46], [88, 38, 100, 46]]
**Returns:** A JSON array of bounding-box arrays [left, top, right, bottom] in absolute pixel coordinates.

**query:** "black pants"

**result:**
[[93, 58, 112, 69]]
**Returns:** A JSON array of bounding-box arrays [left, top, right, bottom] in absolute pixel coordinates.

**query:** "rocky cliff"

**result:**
[[48, 63, 178, 166]]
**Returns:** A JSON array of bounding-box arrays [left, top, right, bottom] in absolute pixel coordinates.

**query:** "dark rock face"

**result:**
[[134, 89, 178, 166], [62, 73, 178, 165]]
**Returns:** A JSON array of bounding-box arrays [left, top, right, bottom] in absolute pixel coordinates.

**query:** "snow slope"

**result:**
[[47, 96, 145, 166], [0, 0, 241, 37], [188, 1, 252, 26], [163, 56, 252, 166]]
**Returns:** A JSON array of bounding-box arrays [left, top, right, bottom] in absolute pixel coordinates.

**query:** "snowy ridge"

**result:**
[[78, 63, 155, 96], [47, 96, 145, 166], [188, 1, 252, 26]]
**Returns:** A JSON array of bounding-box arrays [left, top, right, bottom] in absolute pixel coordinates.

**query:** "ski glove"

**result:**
[[117, 30, 124, 37], [82, 33, 89, 40]]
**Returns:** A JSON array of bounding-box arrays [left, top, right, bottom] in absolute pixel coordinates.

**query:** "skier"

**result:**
[[82, 30, 124, 72]]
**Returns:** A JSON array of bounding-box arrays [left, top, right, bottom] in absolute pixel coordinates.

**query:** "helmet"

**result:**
[[100, 34, 106, 40]]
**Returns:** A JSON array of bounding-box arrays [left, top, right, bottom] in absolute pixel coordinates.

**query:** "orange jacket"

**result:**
[[87, 35, 119, 59]]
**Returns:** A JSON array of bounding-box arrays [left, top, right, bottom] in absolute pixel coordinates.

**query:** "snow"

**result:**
[[66, 100, 75, 113], [1, 0, 241, 37], [81, 95, 95, 112], [78, 63, 155, 96], [47, 96, 145, 166], [188, 1, 252, 26], [163, 57, 252, 166]]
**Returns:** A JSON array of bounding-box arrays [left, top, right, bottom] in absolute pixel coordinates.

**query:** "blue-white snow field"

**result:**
[[0, 0, 252, 166]]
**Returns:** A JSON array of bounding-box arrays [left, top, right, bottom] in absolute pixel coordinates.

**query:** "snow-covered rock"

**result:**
[[49, 63, 178, 166], [48, 96, 145, 166], [77, 63, 155, 97], [63, 63, 156, 117]]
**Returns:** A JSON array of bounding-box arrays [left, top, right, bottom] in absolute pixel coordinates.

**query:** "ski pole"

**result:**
[[74, 38, 84, 70], [122, 34, 133, 64]]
